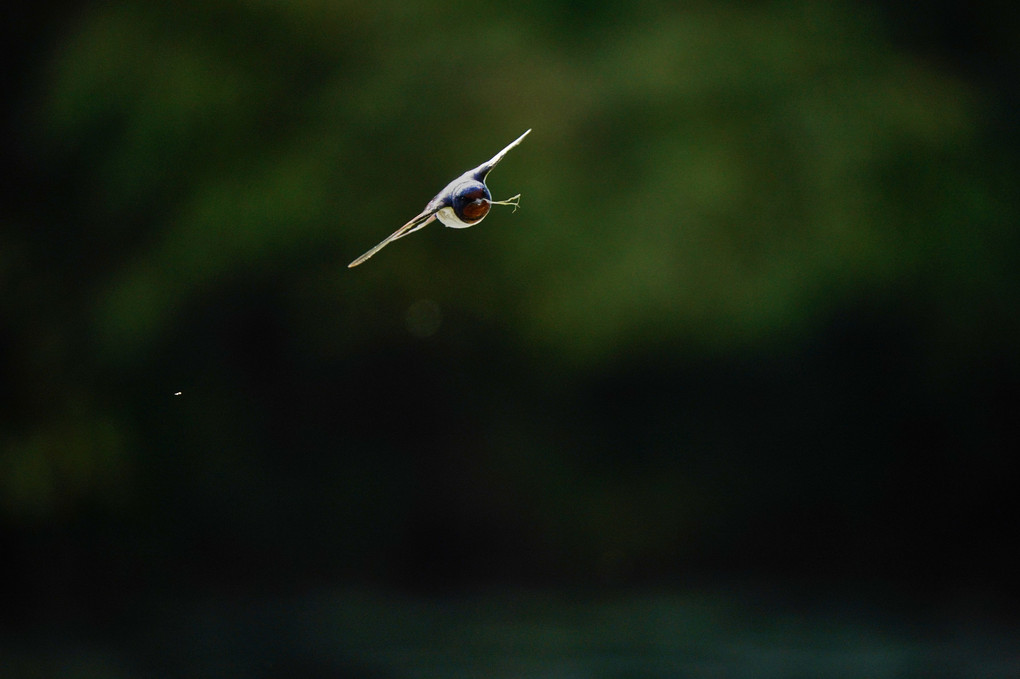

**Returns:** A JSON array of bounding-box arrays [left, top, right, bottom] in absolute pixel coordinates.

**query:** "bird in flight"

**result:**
[[348, 129, 531, 268]]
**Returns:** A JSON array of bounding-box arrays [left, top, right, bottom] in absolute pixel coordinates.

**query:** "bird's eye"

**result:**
[[452, 183, 491, 223]]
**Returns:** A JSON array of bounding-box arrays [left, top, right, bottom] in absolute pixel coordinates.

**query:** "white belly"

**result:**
[[436, 206, 475, 229]]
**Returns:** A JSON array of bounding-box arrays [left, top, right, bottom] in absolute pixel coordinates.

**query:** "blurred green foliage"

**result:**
[[2, 0, 1018, 607]]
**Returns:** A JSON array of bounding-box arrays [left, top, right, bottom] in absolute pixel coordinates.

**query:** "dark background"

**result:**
[[3, 0, 1018, 676]]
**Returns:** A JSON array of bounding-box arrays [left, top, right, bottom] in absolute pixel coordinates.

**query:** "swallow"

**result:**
[[348, 129, 531, 268]]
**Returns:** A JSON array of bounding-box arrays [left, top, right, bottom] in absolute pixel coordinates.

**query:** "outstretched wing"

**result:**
[[348, 210, 438, 268], [469, 129, 531, 182]]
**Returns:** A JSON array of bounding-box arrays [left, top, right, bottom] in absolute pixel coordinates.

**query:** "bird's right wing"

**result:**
[[348, 210, 438, 268]]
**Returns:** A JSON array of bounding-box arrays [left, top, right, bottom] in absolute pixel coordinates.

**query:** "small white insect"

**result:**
[[348, 129, 531, 268]]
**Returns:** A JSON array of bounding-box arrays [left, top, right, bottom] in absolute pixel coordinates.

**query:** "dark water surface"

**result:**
[[5, 586, 1017, 678]]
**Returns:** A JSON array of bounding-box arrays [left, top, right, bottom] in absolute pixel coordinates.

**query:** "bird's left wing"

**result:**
[[470, 129, 531, 182]]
